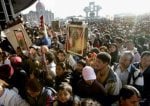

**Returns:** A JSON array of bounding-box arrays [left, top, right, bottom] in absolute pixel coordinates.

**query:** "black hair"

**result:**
[[97, 52, 111, 64], [141, 51, 150, 58], [56, 49, 66, 57], [115, 37, 123, 44], [57, 82, 72, 95], [45, 51, 55, 63], [119, 85, 141, 100], [26, 78, 43, 92], [77, 59, 86, 67], [90, 47, 100, 54]]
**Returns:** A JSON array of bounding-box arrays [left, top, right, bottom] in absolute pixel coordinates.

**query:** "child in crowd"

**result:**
[[81, 98, 101, 106], [25, 78, 56, 106], [53, 82, 80, 106], [54, 62, 72, 90]]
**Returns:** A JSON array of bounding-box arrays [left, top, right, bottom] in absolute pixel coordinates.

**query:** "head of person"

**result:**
[[26, 78, 42, 98], [45, 51, 55, 64], [94, 52, 111, 71], [56, 62, 66, 77], [0, 64, 14, 81], [41, 45, 49, 54], [29, 45, 37, 55], [99, 46, 108, 52], [119, 85, 141, 106], [9, 55, 22, 68], [81, 98, 101, 106], [119, 51, 134, 69], [90, 47, 100, 54], [52, 37, 58, 43], [16, 46, 23, 55], [57, 82, 72, 103], [114, 37, 124, 48], [75, 59, 86, 73], [109, 43, 118, 53], [29, 46, 38, 57], [56, 49, 66, 62], [140, 51, 150, 69], [125, 40, 135, 50], [82, 66, 96, 85]]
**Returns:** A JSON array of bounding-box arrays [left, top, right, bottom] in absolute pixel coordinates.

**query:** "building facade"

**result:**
[[23, 0, 54, 27], [84, 2, 101, 20]]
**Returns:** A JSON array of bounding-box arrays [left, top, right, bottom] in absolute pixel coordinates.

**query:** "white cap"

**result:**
[[82, 66, 96, 81]]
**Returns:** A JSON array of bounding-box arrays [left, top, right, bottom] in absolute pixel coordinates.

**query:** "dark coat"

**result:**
[[133, 63, 150, 99], [54, 71, 72, 91], [76, 79, 107, 105], [26, 87, 54, 106]]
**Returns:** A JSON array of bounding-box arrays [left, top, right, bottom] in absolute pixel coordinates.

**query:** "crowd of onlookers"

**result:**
[[0, 15, 150, 106]]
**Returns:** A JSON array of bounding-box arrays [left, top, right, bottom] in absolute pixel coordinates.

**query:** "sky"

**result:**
[[22, 0, 150, 18]]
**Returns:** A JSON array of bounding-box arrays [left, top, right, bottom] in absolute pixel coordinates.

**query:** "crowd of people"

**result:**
[[0, 14, 150, 106]]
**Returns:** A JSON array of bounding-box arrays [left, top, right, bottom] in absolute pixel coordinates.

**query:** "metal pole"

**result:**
[[1, 0, 9, 22], [9, 0, 15, 18]]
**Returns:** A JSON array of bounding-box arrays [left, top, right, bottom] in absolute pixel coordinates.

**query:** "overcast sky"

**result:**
[[22, 0, 150, 18]]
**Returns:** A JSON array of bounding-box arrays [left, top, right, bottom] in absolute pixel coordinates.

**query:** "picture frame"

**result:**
[[14, 30, 28, 51], [4, 23, 32, 51], [66, 24, 87, 56], [52, 20, 60, 32]]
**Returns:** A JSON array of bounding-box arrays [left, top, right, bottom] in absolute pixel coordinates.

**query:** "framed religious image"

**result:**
[[52, 20, 60, 32], [14, 30, 28, 50], [66, 25, 86, 56], [4, 23, 32, 51]]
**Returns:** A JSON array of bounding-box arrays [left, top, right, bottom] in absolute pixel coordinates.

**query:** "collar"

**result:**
[[127, 64, 132, 72]]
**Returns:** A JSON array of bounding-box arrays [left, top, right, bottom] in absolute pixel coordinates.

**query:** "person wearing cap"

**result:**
[[9, 55, 28, 99], [76, 66, 107, 105]]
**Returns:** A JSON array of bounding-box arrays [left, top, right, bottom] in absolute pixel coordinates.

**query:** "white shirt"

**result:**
[[115, 65, 131, 86], [0, 88, 29, 106]]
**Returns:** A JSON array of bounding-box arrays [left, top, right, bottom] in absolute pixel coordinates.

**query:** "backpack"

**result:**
[[27, 87, 57, 106], [113, 63, 141, 85], [43, 87, 57, 102]]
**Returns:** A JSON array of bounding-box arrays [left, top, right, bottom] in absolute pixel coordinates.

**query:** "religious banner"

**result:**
[[66, 24, 88, 56], [4, 23, 32, 51], [52, 20, 60, 32]]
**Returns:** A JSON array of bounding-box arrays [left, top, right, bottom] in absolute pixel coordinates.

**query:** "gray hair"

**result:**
[[121, 51, 134, 62]]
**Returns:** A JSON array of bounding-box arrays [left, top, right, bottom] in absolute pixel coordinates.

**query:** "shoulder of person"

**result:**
[[111, 63, 119, 71], [130, 65, 140, 75], [4, 88, 29, 106]]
